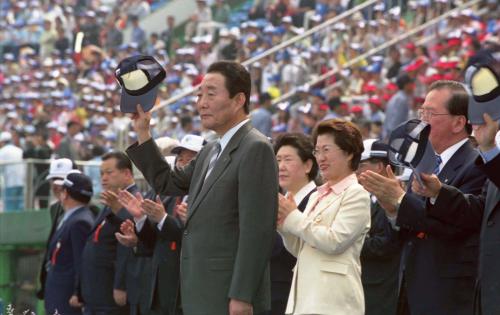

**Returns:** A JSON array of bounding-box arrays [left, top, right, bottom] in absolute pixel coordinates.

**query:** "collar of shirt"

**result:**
[[60, 205, 83, 226], [124, 183, 136, 191], [479, 145, 500, 163], [218, 118, 250, 154], [287, 181, 316, 205], [318, 173, 358, 196], [438, 137, 468, 173]]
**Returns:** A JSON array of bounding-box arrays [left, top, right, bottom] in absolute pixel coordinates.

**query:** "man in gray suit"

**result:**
[[126, 61, 278, 315]]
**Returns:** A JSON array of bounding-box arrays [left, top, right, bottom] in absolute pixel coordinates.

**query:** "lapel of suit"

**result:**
[[437, 140, 473, 184], [51, 206, 85, 245], [297, 188, 316, 212], [91, 206, 110, 232], [188, 144, 216, 207], [305, 191, 343, 219], [187, 122, 253, 223]]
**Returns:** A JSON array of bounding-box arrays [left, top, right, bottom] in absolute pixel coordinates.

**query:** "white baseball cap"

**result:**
[[171, 134, 205, 154], [0, 131, 12, 142], [46, 158, 74, 180]]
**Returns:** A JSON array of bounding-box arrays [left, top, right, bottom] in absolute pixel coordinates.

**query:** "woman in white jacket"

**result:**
[[278, 119, 371, 315]]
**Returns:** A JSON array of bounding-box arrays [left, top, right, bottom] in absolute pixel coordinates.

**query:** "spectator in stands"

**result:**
[[213, 0, 231, 24], [251, 92, 273, 137], [126, 0, 151, 19], [0, 131, 25, 211], [104, 19, 124, 53], [44, 171, 94, 315], [382, 74, 414, 139], [146, 32, 166, 56], [385, 46, 402, 79], [130, 15, 146, 50], [54, 26, 70, 58], [39, 19, 57, 59], [278, 119, 370, 314], [23, 129, 53, 209], [161, 15, 176, 56], [56, 120, 83, 161]]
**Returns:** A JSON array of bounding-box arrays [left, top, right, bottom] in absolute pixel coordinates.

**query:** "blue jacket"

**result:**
[[44, 205, 94, 315]]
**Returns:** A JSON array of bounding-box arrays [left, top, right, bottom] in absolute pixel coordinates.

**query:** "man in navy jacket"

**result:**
[[44, 171, 94, 315]]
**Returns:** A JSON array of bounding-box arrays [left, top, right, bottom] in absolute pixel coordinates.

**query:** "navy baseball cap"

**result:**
[[62, 171, 93, 200], [464, 63, 500, 124], [115, 55, 166, 113], [388, 119, 437, 186], [361, 139, 389, 162]]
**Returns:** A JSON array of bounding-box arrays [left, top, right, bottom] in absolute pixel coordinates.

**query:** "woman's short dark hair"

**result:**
[[274, 133, 318, 181], [312, 119, 364, 171], [207, 61, 251, 114]]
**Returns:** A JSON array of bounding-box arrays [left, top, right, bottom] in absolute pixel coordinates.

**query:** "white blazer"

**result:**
[[278, 177, 371, 315]]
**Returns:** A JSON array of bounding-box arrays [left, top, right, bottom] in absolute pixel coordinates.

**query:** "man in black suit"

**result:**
[[117, 134, 205, 315], [44, 171, 94, 315], [359, 80, 487, 315], [411, 112, 499, 315], [356, 139, 401, 315], [79, 151, 137, 315]]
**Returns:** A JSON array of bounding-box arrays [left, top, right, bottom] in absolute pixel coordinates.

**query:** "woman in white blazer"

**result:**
[[277, 119, 371, 315]]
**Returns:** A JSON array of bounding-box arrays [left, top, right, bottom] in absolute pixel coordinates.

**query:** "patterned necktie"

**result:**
[[204, 141, 221, 181], [433, 155, 442, 175]]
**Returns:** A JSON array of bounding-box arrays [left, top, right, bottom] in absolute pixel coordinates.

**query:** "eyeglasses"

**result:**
[[312, 145, 339, 157], [417, 109, 452, 120]]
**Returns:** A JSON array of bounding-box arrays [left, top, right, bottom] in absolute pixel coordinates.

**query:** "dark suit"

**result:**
[[127, 122, 278, 315], [135, 194, 183, 315], [425, 153, 500, 315], [395, 140, 487, 315], [38, 202, 99, 300], [268, 188, 315, 315], [361, 199, 401, 315], [44, 206, 94, 315], [80, 185, 137, 314], [38, 202, 65, 300]]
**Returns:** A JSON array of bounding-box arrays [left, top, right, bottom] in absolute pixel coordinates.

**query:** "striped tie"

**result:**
[[204, 141, 221, 181], [433, 155, 442, 175]]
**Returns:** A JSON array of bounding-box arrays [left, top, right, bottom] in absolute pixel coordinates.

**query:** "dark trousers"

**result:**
[[397, 278, 411, 315], [83, 305, 128, 315], [473, 282, 482, 315]]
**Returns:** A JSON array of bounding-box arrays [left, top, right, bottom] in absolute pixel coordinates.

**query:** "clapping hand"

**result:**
[[115, 219, 138, 248], [411, 173, 442, 199], [117, 190, 145, 219], [101, 190, 122, 214], [142, 196, 167, 223], [277, 193, 297, 226], [358, 165, 405, 215], [175, 202, 188, 223]]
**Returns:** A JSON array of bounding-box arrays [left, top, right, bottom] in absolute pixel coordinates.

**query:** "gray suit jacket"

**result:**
[[127, 122, 278, 315]]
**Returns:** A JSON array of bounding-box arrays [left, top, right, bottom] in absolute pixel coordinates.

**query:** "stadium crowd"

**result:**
[[0, 0, 500, 314]]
